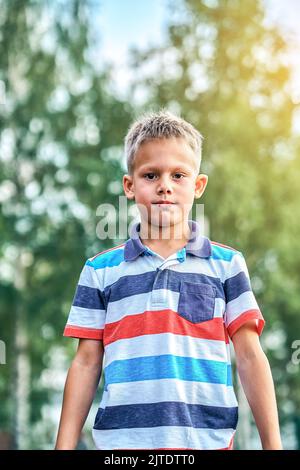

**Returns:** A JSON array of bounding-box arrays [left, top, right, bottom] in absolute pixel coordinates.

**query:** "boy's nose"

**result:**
[[157, 177, 173, 194]]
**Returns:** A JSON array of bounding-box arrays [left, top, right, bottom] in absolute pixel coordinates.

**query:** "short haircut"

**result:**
[[124, 109, 203, 175]]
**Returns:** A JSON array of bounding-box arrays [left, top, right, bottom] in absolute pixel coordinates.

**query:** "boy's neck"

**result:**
[[139, 220, 191, 259]]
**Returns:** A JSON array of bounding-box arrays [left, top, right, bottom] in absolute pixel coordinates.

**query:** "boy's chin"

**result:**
[[145, 215, 184, 229]]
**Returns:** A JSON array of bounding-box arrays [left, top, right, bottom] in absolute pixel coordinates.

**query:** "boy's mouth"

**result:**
[[153, 201, 175, 205]]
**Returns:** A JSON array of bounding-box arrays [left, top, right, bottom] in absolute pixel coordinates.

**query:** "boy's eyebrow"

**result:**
[[139, 164, 192, 172]]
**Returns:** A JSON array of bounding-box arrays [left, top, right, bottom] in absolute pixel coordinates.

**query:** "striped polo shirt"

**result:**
[[64, 219, 265, 450]]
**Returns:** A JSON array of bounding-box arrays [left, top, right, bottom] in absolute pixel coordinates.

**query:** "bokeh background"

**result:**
[[1, 0, 300, 450]]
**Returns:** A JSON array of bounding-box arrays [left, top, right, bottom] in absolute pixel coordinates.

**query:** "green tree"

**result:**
[[0, 0, 132, 448]]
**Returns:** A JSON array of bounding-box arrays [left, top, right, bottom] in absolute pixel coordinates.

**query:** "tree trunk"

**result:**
[[13, 250, 30, 450]]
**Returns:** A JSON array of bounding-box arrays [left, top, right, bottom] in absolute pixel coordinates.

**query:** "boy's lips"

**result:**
[[153, 201, 175, 204]]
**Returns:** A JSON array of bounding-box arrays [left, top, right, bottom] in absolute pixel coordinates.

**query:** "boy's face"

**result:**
[[123, 137, 208, 233]]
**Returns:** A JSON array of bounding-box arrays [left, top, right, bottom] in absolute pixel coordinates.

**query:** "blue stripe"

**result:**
[[224, 271, 250, 303], [104, 355, 232, 388], [86, 247, 124, 270], [93, 401, 238, 430], [211, 244, 237, 262], [227, 364, 233, 386], [72, 285, 105, 310], [177, 250, 185, 263], [105, 270, 225, 302]]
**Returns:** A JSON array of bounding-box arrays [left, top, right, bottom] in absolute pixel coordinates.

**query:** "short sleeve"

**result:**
[[63, 260, 106, 340], [224, 251, 265, 339]]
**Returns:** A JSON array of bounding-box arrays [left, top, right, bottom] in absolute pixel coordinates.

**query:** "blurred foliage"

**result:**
[[0, 0, 133, 448], [129, 0, 300, 448]]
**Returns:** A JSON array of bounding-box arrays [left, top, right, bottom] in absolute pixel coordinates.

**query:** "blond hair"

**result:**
[[124, 109, 203, 174]]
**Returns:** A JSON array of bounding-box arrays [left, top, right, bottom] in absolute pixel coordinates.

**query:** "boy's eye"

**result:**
[[143, 173, 185, 180], [173, 173, 184, 179], [143, 173, 157, 180]]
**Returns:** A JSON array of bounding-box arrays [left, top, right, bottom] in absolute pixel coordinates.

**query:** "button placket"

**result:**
[[151, 256, 179, 306], [151, 267, 168, 306]]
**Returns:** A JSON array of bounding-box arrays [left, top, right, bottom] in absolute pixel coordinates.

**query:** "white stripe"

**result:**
[[99, 256, 158, 290], [225, 291, 259, 326], [189, 426, 235, 449], [78, 264, 99, 288], [106, 291, 225, 324], [104, 333, 229, 367], [67, 305, 106, 329], [94, 251, 239, 290], [106, 290, 179, 323], [171, 254, 248, 286], [170, 256, 230, 283], [223, 253, 250, 282], [214, 297, 225, 318], [92, 426, 235, 450], [99, 378, 238, 408]]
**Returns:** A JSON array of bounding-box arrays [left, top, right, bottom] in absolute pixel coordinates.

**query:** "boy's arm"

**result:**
[[55, 338, 104, 450], [231, 320, 283, 450]]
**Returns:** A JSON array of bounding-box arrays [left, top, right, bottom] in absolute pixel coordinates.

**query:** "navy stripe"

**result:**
[[72, 285, 106, 310], [104, 270, 225, 302], [105, 271, 155, 302], [73, 269, 250, 313], [224, 271, 250, 303], [93, 401, 238, 430]]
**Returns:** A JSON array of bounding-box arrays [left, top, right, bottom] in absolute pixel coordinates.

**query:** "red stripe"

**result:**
[[227, 309, 265, 339], [63, 325, 104, 340], [104, 310, 229, 346], [91, 243, 125, 261], [211, 241, 238, 252]]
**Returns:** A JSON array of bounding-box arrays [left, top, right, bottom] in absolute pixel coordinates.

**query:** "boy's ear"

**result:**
[[123, 174, 135, 200], [194, 174, 208, 199]]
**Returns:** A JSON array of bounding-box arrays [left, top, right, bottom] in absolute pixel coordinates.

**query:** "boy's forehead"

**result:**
[[134, 137, 199, 171], [137, 161, 195, 172]]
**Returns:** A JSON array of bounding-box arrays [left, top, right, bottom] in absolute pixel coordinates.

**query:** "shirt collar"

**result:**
[[124, 219, 211, 262]]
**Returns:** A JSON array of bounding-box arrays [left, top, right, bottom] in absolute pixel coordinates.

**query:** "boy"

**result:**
[[55, 110, 282, 450]]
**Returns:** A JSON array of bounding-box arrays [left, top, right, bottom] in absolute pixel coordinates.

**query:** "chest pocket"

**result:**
[[177, 281, 216, 324]]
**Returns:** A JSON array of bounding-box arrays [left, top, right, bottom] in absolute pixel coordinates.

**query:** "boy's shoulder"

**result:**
[[209, 239, 242, 262], [86, 243, 126, 270], [209, 240, 247, 283]]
